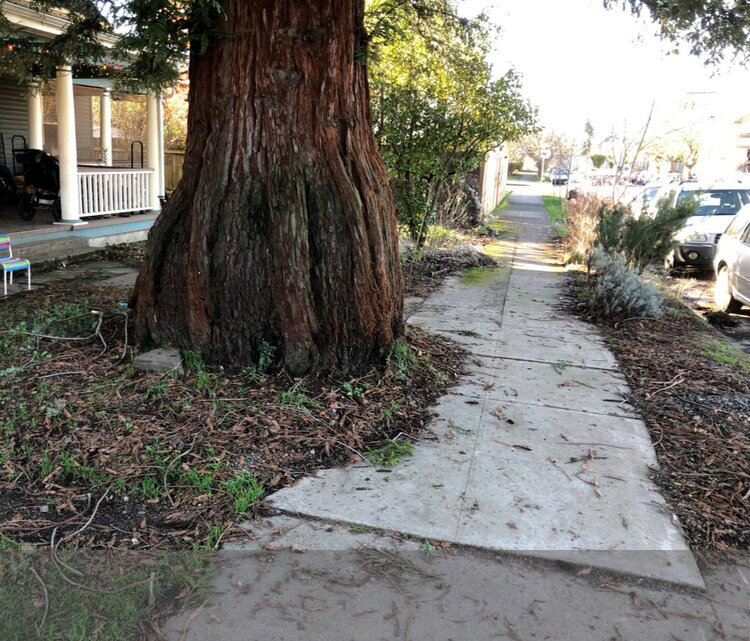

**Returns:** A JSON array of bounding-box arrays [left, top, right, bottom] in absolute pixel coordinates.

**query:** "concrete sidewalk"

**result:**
[[162, 185, 750, 641], [264, 189, 702, 588]]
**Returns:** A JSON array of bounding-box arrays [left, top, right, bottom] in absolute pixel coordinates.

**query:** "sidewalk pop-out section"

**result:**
[[266, 192, 704, 589]]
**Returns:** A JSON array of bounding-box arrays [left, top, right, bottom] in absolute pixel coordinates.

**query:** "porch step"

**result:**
[[17, 236, 92, 263], [9, 219, 153, 265]]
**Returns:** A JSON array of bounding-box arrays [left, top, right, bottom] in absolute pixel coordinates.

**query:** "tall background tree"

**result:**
[[583, 119, 594, 155], [1, 0, 405, 375], [367, 0, 538, 244]]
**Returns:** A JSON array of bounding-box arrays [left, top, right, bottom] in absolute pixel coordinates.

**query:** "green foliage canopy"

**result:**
[[367, 0, 538, 241], [606, 0, 750, 64], [0, 0, 222, 90]]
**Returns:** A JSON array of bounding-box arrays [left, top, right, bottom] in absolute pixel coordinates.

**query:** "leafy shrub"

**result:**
[[587, 248, 665, 319], [590, 154, 607, 169], [596, 198, 695, 272]]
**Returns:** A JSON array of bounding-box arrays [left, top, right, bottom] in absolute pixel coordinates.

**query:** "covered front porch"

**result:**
[[0, 68, 166, 227]]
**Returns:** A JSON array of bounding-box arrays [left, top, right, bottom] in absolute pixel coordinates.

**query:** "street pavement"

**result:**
[[164, 182, 749, 640]]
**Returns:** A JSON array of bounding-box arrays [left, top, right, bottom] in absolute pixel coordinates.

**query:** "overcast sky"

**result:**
[[458, 0, 750, 143]]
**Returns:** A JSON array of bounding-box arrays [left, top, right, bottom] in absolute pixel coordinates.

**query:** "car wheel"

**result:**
[[18, 193, 36, 221], [715, 265, 743, 313], [664, 251, 684, 277]]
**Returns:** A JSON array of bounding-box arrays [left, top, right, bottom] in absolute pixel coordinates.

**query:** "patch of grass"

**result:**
[[701, 337, 750, 372], [0, 533, 20, 551], [543, 195, 565, 222], [58, 451, 110, 487], [0, 300, 93, 361], [493, 191, 511, 212], [554, 224, 567, 238], [460, 266, 495, 285], [0, 550, 209, 641], [365, 439, 414, 467], [181, 460, 222, 495], [222, 471, 264, 515], [138, 476, 162, 499]]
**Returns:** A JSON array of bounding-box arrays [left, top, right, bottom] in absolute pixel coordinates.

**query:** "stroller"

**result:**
[[14, 149, 61, 222], [0, 133, 17, 206], [0, 164, 15, 206]]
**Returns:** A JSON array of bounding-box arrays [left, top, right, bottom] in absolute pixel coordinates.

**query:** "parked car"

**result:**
[[548, 168, 569, 185], [713, 207, 750, 312], [665, 183, 750, 272]]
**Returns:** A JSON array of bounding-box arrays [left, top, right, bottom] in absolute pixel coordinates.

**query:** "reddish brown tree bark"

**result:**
[[132, 0, 404, 375]]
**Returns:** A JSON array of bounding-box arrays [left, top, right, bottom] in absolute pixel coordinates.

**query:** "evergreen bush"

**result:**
[[587, 248, 665, 319]]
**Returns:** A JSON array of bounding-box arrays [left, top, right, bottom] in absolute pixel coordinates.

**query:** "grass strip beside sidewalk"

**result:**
[[543, 195, 566, 237]]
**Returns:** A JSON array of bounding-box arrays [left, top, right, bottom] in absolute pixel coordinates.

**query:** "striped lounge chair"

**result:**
[[0, 235, 31, 296]]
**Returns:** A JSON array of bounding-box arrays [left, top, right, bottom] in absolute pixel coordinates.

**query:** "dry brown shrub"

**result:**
[[562, 193, 601, 266]]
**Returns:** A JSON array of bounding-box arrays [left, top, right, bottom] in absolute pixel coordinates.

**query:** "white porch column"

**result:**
[[157, 94, 165, 198], [100, 87, 113, 166], [146, 90, 162, 212], [55, 65, 83, 225], [27, 81, 44, 149]]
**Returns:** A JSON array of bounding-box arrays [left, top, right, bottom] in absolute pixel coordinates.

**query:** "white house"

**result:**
[[0, 1, 166, 225]]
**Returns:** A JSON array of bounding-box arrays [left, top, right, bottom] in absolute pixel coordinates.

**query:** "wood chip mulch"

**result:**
[[563, 275, 750, 550]]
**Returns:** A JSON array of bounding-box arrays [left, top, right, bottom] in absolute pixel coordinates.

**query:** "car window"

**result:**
[[742, 224, 750, 244], [643, 187, 661, 203], [676, 189, 748, 216], [725, 215, 750, 238]]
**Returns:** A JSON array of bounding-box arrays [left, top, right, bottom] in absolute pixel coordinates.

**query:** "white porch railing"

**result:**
[[77, 168, 153, 218]]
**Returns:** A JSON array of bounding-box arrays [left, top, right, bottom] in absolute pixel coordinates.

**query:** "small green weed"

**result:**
[[203, 524, 224, 550], [388, 339, 419, 378], [222, 471, 264, 515], [278, 381, 313, 407], [139, 476, 162, 499], [183, 350, 206, 373], [147, 382, 168, 399], [182, 460, 222, 494], [551, 360, 570, 374], [257, 340, 276, 372], [420, 541, 437, 556], [365, 439, 414, 467], [382, 401, 401, 418], [342, 382, 365, 399]]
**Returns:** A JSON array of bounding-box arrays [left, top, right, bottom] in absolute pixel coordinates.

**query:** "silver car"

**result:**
[[713, 206, 750, 312]]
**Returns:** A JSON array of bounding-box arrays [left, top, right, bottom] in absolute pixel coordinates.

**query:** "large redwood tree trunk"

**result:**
[[132, 0, 404, 375]]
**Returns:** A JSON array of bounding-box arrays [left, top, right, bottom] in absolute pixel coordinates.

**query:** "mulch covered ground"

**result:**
[[564, 275, 750, 550], [0, 270, 467, 550]]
